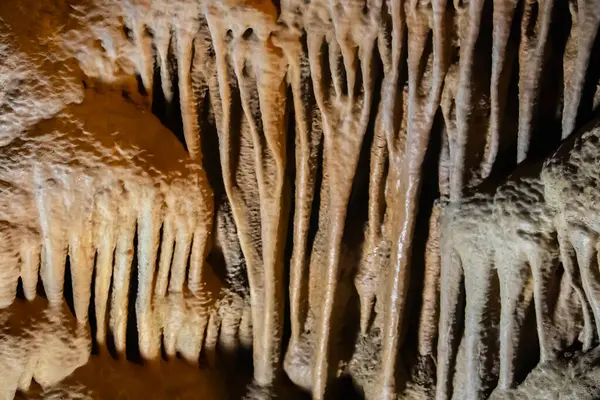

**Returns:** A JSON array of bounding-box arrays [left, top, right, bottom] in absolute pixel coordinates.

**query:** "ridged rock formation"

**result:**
[[2, 0, 600, 399]]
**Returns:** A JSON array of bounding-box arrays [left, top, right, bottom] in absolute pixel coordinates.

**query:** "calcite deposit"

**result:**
[[1, 0, 600, 399]]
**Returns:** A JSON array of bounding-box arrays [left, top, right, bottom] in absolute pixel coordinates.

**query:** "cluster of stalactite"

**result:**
[[2, 0, 600, 399], [438, 120, 600, 399]]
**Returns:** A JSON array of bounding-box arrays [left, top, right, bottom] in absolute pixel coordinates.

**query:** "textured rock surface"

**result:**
[[0, 299, 90, 399], [1, 0, 600, 399], [489, 346, 600, 400]]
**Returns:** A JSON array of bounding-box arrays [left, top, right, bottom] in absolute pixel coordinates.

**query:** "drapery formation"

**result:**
[[2, 0, 600, 398]]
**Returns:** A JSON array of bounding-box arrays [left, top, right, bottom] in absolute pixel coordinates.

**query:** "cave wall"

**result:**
[[1, 0, 600, 399]]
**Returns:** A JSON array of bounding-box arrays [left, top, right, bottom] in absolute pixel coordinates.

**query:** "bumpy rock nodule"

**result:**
[[1, 0, 600, 399]]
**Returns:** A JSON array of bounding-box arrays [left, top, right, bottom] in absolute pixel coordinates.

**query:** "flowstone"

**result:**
[[1, 0, 600, 399]]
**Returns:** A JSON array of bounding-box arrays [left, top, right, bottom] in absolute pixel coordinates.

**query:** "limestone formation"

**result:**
[[1, 0, 600, 399]]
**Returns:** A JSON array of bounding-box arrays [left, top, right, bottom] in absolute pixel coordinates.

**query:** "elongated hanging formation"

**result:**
[[1, 0, 600, 398]]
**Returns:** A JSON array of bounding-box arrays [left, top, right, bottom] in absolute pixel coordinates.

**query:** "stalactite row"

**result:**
[[0, 89, 225, 397], [437, 117, 600, 399], [2, 0, 600, 398], [438, 174, 557, 399]]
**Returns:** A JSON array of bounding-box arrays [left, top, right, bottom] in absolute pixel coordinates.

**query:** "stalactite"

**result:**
[[556, 223, 595, 350], [204, 9, 259, 373], [133, 21, 154, 102], [170, 210, 195, 293], [417, 201, 442, 360], [436, 237, 463, 400], [356, 118, 388, 336], [0, 222, 18, 308], [352, 0, 402, 344], [35, 166, 68, 305], [19, 236, 40, 302], [496, 252, 530, 390], [204, 1, 287, 386], [483, 0, 518, 177], [135, 188, 162, 359], [155, 25, 174, 105], [435, 113, 600, 398], [67, 177, 95, 323], [380, 1, 448, 397], [308, 8, 377, 396], [155, 211, 176, 299], [176, 27, 202, 159], [516, 0, 554, 163], [4, 0, 600, 398], [186, 20, 215, 299], [109, 191, 136, 354], [231, 30, 289, 384], [450, 0, 486, 196], [283, 28, 323, 350], [561, 0, 600, 139], [93, 192, 117, 346]]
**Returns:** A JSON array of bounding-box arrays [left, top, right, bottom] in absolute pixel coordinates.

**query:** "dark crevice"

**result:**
[[136, 73, 148, 97], [126, 224, 142, 365], [482, 268, 502, 398], [167, 50, 187, 150], [333, 38, 384, 397], [228, 83, 245, 189], [576, 25, 600, 130], [242, 28, 254, 41], [464, 0, 493, 187], [36, 265, 46, 300], [514, 263, 541, 387], [63, 255, 75, 317], [449, 263, 466, 398], [489, 0, 523, 180], [105, 257, 118, 360], [525, 2, 539, 39], [89, 252, 99, 356], [319, 39, 332, 97], [402, 107, 444, 387], [528, 0, 572, 161], [198, 86, 225, 199], [151, 37, 187, 151], [16, 276, 25, 300], [197, 319, 211, 363]]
